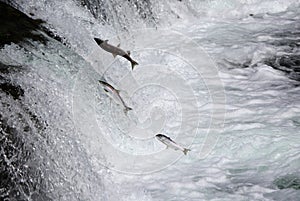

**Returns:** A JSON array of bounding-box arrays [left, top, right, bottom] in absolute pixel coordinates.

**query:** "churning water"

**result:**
[[0, 0, 299, 200]]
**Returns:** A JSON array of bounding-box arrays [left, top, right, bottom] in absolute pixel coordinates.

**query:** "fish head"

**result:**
[[98, 80, 106, 86], [155, 134, 167, 141], [98, 80, 113, 94], [156, 134, 173, 143], [98, 80, 110, 90], [94, 38, 105, 45]]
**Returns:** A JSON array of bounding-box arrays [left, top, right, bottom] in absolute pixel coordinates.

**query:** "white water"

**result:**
[[1, 0, 300, 200]]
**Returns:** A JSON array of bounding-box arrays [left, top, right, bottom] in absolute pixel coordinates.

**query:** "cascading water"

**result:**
[[1, 0, 300, 200]]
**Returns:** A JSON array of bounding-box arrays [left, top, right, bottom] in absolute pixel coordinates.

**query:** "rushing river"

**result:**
[[0, 0, 299, 200]]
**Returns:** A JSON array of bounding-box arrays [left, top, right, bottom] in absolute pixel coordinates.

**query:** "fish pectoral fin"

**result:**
[[105, 40, 109, 43], [116, 89, 124, 94], [104, 89, 109, 93], [112, 53, 117, 58], [117, 43, 120, 47], [127, 51, 131, 55]]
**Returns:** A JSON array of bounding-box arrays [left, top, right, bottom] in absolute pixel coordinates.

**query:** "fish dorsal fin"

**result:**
[[117, 43, 120, 47], [127, 51, 131, 55], [112, 53, 117, 58]]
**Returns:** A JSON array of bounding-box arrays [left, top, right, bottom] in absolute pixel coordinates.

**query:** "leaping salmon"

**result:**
[[94, 38, 139, 70], [156, 134, 191, 155], [98, 80, 133, 114]]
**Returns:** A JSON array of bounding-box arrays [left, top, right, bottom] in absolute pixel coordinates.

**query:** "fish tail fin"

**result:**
[[124, 106, 133, 115], [131, 60, 138, 70], [183, 148, 191, 155]]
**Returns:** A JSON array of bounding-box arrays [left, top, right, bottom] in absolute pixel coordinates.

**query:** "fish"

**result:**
[[94, 38, 139, 70], [98, 80, 132, 114], [155, 134, 191, 155]]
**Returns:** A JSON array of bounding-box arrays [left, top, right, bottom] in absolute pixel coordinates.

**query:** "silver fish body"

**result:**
[[155, 134, 191, 155], [94, 38, 138, 70], [98, 80, 132, 114]]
